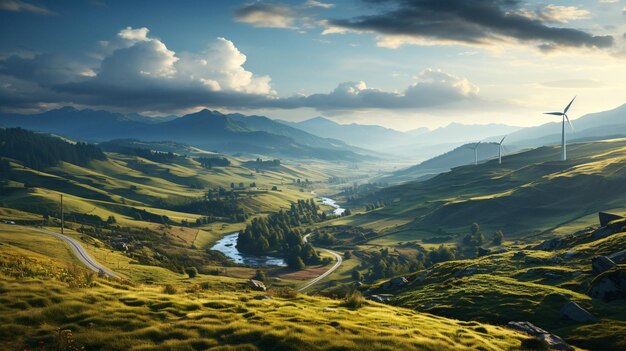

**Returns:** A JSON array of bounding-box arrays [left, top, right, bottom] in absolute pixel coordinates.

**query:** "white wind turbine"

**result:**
[[497, 136, 507, 165], [544, 96, 576, 161], [468, 141, 481, 165]]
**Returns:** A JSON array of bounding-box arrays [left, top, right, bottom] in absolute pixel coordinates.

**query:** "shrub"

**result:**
[[271, 287, 298, 299], [341, 291, 365, 309], [185, 267, 198, 278], [163, 284, 178, 295]]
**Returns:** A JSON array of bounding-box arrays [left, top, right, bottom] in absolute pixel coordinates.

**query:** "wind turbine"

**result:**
[[544, 96, 576, 161], [497, 136, 507, 165], [468, 141, 481, 165]]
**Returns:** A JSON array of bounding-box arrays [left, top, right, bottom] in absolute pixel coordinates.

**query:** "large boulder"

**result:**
[[248, 279, 267, 292], [506, 321, 573, 351], [589, 268, 626, 301], [560, 302, 598, 323], [599, 212, 624, 227], [592, 256, 616, 274]]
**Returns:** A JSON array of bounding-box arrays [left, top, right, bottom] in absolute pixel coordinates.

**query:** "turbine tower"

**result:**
[[498, 136, 507, 165], [469, 141, 481, 165], [544, 97, 576, 161]]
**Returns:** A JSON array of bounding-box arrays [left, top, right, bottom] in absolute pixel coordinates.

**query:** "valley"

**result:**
[[1, 105, 626, 351]]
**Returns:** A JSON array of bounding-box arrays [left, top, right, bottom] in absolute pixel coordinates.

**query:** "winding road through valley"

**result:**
[[28, 226, 118, 278], [297, 234, 343, 291]]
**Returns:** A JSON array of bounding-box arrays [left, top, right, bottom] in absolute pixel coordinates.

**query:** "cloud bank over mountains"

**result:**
[[0, 26, 478, 114]]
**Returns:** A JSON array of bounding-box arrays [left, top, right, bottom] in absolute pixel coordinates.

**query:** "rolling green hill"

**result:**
[[363, 218, 626, 351], [340, 138, 626, 240]]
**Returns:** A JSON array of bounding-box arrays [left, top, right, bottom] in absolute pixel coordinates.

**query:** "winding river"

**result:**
[[211, 195, 346, 267]]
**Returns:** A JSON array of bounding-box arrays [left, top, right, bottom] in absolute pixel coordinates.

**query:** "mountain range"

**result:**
[[0, 107, 370, 161]]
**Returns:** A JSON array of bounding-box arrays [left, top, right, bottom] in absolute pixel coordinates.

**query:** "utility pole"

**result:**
[[60, 194, 64, 234]]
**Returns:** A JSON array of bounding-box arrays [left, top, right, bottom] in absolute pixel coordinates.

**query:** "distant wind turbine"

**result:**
[[468, 141, 481, 165], [498, 136, 507, 165], [544, 96, 576, 161]]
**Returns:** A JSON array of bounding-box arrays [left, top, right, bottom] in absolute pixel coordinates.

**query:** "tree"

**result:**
[[351, 270, 362, 281], [289, 256, 305, 270], [230, 182, 235, 189], [343, 209, 352, 216], [253, 269, 268, 284], [492, 230, 504, 245], [185, 267, 198, 278], [106, 216, 117, 225], [344, 250, 352, 259]]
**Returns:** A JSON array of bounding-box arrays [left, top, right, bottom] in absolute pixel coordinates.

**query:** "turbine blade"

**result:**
[[544, 112, 564, 116], [500, 135, 507, 145], [563, 96, 576, 114], [565, 114, 574, 131]]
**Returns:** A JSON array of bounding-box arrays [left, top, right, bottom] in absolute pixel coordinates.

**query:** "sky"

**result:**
[[0, 0, 625, 131]]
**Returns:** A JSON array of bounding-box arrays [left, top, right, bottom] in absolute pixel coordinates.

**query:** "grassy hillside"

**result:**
[[0, 224, 534, 351], [341, 138, 626, 241], [368, 220, 626, 351]]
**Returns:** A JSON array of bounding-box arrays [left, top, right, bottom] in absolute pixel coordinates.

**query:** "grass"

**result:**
[[0, 222, 534, 351], [0, 276, 531, 351], [385, 229, 626, 351], [338, 139, 626, 243]]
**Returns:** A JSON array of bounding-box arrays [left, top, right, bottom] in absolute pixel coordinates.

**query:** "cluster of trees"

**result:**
[[197, 157, 230, 169], [170, 199, 247, 223], [129, 208, 171, 224], [356, 244, 458, 282], [242, 158, 281, 173], [462, 223, 505, 252], [0, 128, 106, 170], [237, 199, 327, 269], [205, 187, 239, 201]]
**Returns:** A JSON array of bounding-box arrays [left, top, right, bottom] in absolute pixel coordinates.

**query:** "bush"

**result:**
[[341, 290, 365, 309], [271, 287, 298, 299], [185, 267, 198, 278], [163, 284, 178, 295]]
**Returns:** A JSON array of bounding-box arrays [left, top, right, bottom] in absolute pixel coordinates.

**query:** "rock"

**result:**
[[506, 321, 573, 351], [253, 295, 272, 300], [512, 251, 527, 260], [589, 269, 626, 301], [609, 249, 626, 264], [383, 276, 408, 290], [560, 302, 598, 323], [323, 308, 337, 312], [591, 227, 615, 240], [589, 277, 619, 301], [478, 247, 491, 257], [248, 279, 267, 292], [592, 256, 616, 274], [535, 237, 564, 251], [599, 212, 624, 227], [354, 281, 364, 287], [390, 276, 408, 286]]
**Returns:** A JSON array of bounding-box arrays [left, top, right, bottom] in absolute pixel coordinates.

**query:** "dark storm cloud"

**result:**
[[327, 0, 614, 49]]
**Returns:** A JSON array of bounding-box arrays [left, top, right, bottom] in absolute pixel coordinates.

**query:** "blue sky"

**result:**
[[1, 0, 625, 130]]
